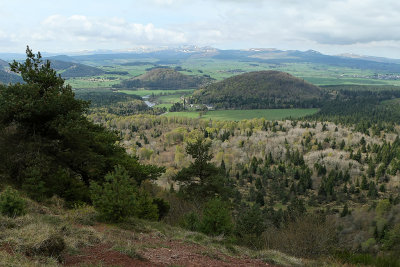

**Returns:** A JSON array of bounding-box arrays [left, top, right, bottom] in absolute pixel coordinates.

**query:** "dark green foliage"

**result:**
[[169, 102, 185, 112], [193, 70, 324, 109], [0, 186, 27, 217], [235, 204, 265, 247], [308, 89, 400, 133], [152, 198, 170, 221], [199, 198, 233, 236], [90, 166, 137, 222], [341, 204, 349, 217], [0, 48, 163, 203], [133, 189, 159, 221], [173, 138, 231, 201], [383, 224, 400, 251], [180, 211, 201, 231], [74, 90, 143, 107]]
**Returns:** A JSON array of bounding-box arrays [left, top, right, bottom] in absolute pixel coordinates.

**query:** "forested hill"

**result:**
[[193, 70, 324, 109], [116, 68, 213, 90], [48, 59, 105, 78]]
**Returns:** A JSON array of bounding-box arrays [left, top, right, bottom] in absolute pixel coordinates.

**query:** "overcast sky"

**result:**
[[1, 0, 400, 58]]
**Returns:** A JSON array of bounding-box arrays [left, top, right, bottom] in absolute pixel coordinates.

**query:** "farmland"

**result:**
[[164, 108, 319, 121]]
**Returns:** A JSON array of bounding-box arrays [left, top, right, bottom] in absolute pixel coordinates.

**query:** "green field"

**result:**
[[164, 108, 319, 121], [118, 89, 194, 97]]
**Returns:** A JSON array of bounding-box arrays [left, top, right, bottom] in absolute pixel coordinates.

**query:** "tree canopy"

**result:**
[[0, 47, 163, 203]]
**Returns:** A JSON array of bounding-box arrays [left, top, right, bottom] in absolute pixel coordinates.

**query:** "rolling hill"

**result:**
[[193, 70, 324, 109], [117, 68, 213, 90], [48, 59, 105, 78], [0, 59, 9, 68]]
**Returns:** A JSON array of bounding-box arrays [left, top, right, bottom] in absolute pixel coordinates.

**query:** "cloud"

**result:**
[[34, 15, 187, 48], [1, 0, 400, 57]]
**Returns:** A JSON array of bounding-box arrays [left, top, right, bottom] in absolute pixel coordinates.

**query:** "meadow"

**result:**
[[163, 108, 319, 121]]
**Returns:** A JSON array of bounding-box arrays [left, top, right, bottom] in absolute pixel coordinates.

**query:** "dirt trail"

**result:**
[[64, 236, 272, 267]]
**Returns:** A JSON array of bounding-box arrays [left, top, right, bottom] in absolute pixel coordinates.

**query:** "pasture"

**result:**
[[163, 108, 319, 121]]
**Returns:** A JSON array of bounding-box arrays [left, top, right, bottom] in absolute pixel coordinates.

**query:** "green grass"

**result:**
[[163, 108, 319, 121], [154, 103, 173, 109], [163, 111, 200, 119], [118, 89, 194, 97]]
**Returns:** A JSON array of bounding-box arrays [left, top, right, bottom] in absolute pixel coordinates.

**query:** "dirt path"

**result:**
[[64, 237, 272, 267]]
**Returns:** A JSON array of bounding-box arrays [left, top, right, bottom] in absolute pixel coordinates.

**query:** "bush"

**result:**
[[152, 198, 170, 221], [180, 211, 201, 231], [263, 214, 337, 258], [90, 166, 159, 222], [133, 189, 159, 221], [235, 204, 265, 248], [383, 223, 400, 251], [90, 166, 137, 222], [0, 187, 27, 217], [199, 198, 233, 236]]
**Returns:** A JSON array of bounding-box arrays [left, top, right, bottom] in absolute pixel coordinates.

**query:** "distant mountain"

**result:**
[[338, 53, 400, 64], [0, 70, 23, 84], [0, 59, 9, 68], [47, 60, 104, 78], [193, 70, 324, 109], [117, 68, 213, 90]]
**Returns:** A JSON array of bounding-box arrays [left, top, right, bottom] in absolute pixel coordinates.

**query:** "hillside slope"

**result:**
[[0, 198, 301, 267], [49, 60, 105, 78], [118, 68, 213, 90], [193, 70, 324, 109], [0, 59, 9, 67], [0, 69, 23, 84]]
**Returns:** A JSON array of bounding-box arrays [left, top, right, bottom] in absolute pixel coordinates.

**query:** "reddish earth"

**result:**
[[63, 237, 272, 267], [64, 243, 156, 267]]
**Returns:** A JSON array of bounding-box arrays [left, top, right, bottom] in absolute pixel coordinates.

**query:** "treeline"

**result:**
[[75, 90, 143, 107], [309, 89, 400, 134]]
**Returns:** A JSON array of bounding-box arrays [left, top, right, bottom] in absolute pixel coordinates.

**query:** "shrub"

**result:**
[[263, 214, 337, 258], [152, 198, 170, 221], [90, 166, 137, 222], [199, 198, 233, 236], [235, 204, 265, 248], [0, 187, 27, 217], [383, 223, 400, 251], [180, 211, 201, 231], [133, 189, 159, 221]]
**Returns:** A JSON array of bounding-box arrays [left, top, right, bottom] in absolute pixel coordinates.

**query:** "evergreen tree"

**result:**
[[173, 138, 230, 201]]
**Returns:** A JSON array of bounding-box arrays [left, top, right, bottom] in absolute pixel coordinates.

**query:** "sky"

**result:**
[[1, 0, 400, 58]]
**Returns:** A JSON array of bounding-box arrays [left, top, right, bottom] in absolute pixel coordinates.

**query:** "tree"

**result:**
[[0, 47, 163, 203], [173, 137, 230, 202], [199, 198, 233, 236], [90, 166, 137, 222]]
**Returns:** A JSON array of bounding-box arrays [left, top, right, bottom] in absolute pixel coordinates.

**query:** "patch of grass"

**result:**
[[163, 111, 200, 119], [112, 245, 146, 261], [163, 108, 319, 121], [154, 103, 173, 109], [200, 250, 223, 260], [252, 249, 304, 267], [203, 109, 319, 121]]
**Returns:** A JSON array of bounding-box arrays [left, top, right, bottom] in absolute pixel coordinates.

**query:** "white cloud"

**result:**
[[1, 0, 400, 57], [32, 15, 187, 49]]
